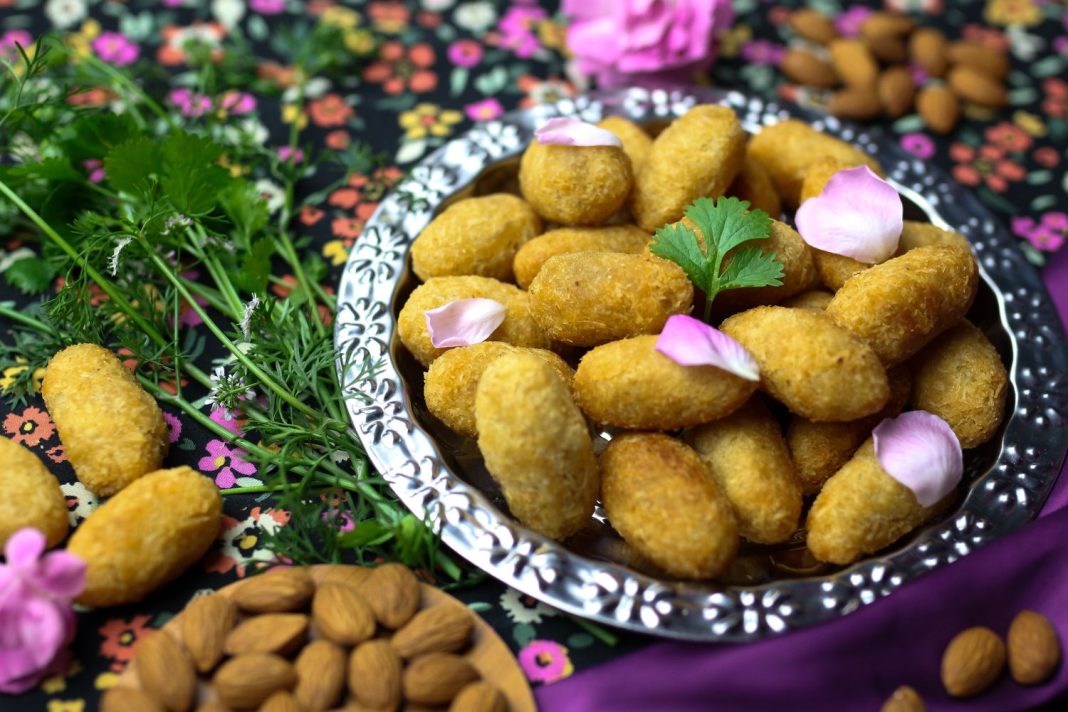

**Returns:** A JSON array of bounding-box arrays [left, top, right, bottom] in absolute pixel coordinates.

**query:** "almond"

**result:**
[[391, 604, 474, 659], [360, 563, 422, 629], [781, 49, 838, 89], [136, 630, 197, 712], [223, 613, 308, 656], [948, 40, 1009, 80], [910, 28, 949, 78], [449, 682, 508, 712], [403, 653, 480, 706], [859, 12, 915, 40], [880, 685, 925, 712], [878, 67, 915, 119], [917, 85, 960, 134], [948, 66, 1007, 107], [349, 640, 402, 711], [181, 593, 235, 673], [866, 34, 906, 65], [789, 9, 838, 45], [232, 567, 314, 613], [827, 87, 882, 121], [213, 653, 297, 710], [1007, 610, 1061, 685], [941, 626, 1005, 698], [312, 582, 376, 645], [829, 39, 878, 90], [101, 687, 165, 712], [193, 704, 229, 712], [295, 639, 347, 712], [259, 691, 301, 712]]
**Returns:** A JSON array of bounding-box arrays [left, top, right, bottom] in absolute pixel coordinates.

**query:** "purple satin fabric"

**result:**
[[536, 258, 1068, 712]]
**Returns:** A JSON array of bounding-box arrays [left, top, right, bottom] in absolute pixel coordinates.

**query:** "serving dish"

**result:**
[[334, 87, 1068, 641]]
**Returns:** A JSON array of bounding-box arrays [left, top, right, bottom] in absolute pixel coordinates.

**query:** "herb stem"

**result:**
[[80, 54, 177, 131], [179, 277, 239, 319], [0, 303, 53, 333]]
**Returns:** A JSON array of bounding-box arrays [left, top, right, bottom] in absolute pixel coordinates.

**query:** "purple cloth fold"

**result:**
[[536, 260, 1068, 712]]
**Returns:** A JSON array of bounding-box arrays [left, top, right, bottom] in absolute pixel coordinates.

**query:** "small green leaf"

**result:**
[[160, 133, 232, 216], [649, 222, 710, 290], [3, 256, 56, 294], [337, 521, 393, 548], [513, 623, 537, 648], [105, 136, 162, 196], [231, 237, 275, 295], [8, 158, 83, 183], [719, 246, 785, 289], [219, 182, 270, 245]]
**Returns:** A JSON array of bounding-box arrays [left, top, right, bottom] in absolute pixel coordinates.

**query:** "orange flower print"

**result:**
[[363, 41, 436, 95], [325, 130, 351, 150], [369, 2, 411, 33], [984, 122, 1032, 153], [300, 205, 325, 226], [950, 142, 1026, 193], [3, 405, 55, 446], [332, 216, 363, 240], [99, 616, 152, 672], [157, 22, 226, 66], [307, 94, 354, 128]]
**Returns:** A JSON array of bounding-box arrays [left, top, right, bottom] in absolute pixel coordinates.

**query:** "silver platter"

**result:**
[[335, 88, 1068, 641]]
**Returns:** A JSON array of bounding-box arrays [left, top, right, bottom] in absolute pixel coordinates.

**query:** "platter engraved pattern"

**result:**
[[335, 88, 1068, 641]]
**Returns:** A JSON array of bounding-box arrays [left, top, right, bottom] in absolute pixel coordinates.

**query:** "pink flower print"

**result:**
[[518, 640, 574, 684], [496, 4, 546, 58], [465, 98, 503, 121], [209, 407, 246, 437], [219, 90, 256, 115], [250, 0, 285, 14], [741, 40, 784, 66], [91, 32, 140, 66], [900, 133, 935, 160], [163, 412, 182, 444], [836, 6, 874, 37], [198, 438, 256, 489], [276, 146, 305, 164], [169, 88, 212, 117], [83, 159, 106, 184], [1012, 212, 1068, 252], [447, 39, 483, 68], [0, 30, 33, 63]]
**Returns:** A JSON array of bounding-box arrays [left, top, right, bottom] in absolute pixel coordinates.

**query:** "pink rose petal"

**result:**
[[873, 411, 963, 507], [654, 314, 760, 381], [3, 528, 45, 569], [535, 117, 623, 147], [37, 552, 87, 600], [795, 165, 903, 264], [425, 298, 507, 348]]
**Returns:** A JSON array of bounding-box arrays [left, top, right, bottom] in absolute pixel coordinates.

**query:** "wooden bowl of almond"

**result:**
[[106, 564, 534, 712]]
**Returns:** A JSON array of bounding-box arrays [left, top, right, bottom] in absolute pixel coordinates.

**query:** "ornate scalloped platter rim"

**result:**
[[335, 87, 1068, 642]]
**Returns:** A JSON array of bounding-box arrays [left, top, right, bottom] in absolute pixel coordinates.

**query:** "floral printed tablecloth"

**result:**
[[0, 1, 1065, 711]]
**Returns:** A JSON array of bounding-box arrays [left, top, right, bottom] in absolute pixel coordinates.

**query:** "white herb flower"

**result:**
[[164, 214, 192, 234], [206, 365, 254, 407], [239, 293, 261, 342], [211, 0, 246, 29], [108, 237, 132, 277], [454, 1, 496, 33], [254, 179, 286, 214], [44, 0, 87, 30]]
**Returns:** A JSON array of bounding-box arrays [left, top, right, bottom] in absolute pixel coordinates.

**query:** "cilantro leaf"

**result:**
[[105, 136, 162, 197], [649, 195, 783, 321], [219, 181, 269, 246], [160, 132, 233, 216], [231, 237, 275, 295], [7, 158, 83, 183], [3, 256, 56, 294]]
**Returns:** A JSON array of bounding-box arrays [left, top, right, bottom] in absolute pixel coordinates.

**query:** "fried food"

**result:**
[[512, 225, 649, 289], [528, 252, 692, 346], [787, 365, 912, 496], [897, 221, 972, 254], [0, 437, 68, 548], [68, 466, 221, 607], [912, 320, 1008, 448], [598, 116, 653, 174], [713, 219, 819, 314], [630, 105, 746, 232], [748, 119, 884, 207], [720, 306, 890, 422], [42, 343, 169, 497], [728, 153, 782, 217], [689, 398, 802, 544], [573, 335, 756, 430], [825, 246, 979, 366], [474, 352, 597, 540], [518, 141, 632, 225], [806, 441, 950, 564], [424, 342, 573, 438], [600, 433, 738, 579], [782, 290, 834, 312], [410, 193, 541, 282], [398, 276, 549, 366]]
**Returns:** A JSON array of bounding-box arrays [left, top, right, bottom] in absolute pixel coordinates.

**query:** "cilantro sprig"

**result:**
[[650, 196, 785, 321]]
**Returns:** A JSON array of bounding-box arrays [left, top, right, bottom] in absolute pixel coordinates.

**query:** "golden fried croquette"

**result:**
[[897, 221, 972, 254], [630, 105, 746, 232], [799, 157, 854, 204], [410, 193, 541, 282], [728, 153, 782, 218], [573, 335, 756, 430], [825, 246, 978, 366], [600, 433, 738, 579], [806, 441, 951, 565], [68, 466, 221, 607], [512, 225, 649, 289], [748, 119, 884, 207], [528, 252, 692, 346], [787, 365, 912, 496], [598, 116, 653, 174], [519, 141, 632, 226], [474, 353, 597, 540], [689, 398, 802, 545], [720, 306, 890, 422], [0, 437, 68, 548], [42, 343, 169, 497], [397, 276, 549, 366], [782, 290, 835, 311], [713, 219, 819, 314], [912, 320, 1008, 448], [424, 342, 573, 438]]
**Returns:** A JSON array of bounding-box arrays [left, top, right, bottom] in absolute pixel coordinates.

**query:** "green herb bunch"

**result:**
[[0, 33, 466, 583]]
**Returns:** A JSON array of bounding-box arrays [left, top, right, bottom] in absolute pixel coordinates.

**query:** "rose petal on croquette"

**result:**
[[535, 117, 623, 148], [424, 298, 507, 348], [795, 165, 902, 264], [873, 411, 963, 507], [655, 314, 759, 381]]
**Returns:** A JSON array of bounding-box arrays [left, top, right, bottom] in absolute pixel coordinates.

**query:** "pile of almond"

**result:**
[[882, 609, 1061, 711], [102, 564, 509, 712], [784, 9, 1009, 133]]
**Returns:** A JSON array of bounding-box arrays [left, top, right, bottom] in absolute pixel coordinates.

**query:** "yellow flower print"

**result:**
[[321, 6, 361, 30], [984, 0, 1042, 27], [719, 24, 752, 60], [537, 20, 568, 53], [41, 675, 66, 694], [398, 103, 463, 141], [1013, 110, 1046, 137], [65, 18, 101, 60], [281, 103, 308, 130], [218, 154, 249, 178], [0, 359, 45, 393], [94, 671, 120, 690], [323, 240, 349, 266], [47, 701, 84, 712], [344, 29, 376, 56]]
